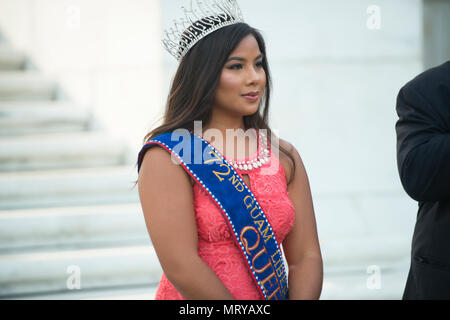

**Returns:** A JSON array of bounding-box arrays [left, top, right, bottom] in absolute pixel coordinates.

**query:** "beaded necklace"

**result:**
[[203, 130, 270, 172]]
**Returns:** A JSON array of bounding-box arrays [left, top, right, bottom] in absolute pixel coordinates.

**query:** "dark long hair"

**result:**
[[135, 22, 295, 185]]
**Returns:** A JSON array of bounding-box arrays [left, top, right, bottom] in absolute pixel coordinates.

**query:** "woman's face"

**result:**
[[213, 34, 267, 118]]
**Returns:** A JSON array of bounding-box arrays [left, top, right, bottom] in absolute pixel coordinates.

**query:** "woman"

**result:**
[[137, 0, 322, 300]]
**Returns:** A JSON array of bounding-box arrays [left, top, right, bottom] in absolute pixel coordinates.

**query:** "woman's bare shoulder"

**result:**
[[138, 146, 194, 191], [277, 137, 294, 154]]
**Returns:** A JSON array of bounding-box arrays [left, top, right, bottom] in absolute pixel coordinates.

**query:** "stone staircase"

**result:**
[[0, 36, 161, 299], [0, 30, 414, 300]]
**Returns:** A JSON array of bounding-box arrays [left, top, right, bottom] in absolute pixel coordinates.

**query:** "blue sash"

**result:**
[[137, 130, 289, 300]]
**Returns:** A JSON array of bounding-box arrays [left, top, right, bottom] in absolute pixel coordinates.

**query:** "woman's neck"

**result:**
[[202, 122, 259, 160], [203, 120, 245, 137]]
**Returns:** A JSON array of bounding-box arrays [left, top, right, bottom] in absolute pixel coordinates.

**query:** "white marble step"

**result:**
[[7, 267, 408, 300], [0, 45, 26, 70], [0, 203, 148, 253], [0, 242, 408, 299], [0, 245, 162, 298], [0, 101, 92, 136], [0, 237, 408, 299], [12, 269, 406, 300], [0, 71, 57, 101], [11, 284, 158, 300], [0, 132, 128, 172], [0, 166, 139, 210], [0, 198, 410, 266]]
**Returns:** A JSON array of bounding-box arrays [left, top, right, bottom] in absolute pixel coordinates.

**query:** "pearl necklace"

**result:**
[[211, 131, 270, 172]]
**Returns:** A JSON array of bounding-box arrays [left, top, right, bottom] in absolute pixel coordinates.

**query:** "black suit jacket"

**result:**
[[396, 61, 450, 299]]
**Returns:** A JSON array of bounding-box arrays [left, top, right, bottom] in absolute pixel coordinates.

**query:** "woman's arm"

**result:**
[[280, 140, 323, 300], [138, 146, 234, 300]]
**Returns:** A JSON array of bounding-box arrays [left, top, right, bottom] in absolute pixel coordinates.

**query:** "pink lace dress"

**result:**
[[155, 132, 296, 300]]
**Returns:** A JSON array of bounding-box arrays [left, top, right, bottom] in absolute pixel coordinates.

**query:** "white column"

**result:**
[[423, 0, 450, 69]]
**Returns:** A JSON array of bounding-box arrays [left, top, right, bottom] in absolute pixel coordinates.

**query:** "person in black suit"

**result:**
[[396, 61, 450, 299]]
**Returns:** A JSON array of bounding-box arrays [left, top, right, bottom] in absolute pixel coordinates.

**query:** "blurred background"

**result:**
[[0, 0, 449, 300]]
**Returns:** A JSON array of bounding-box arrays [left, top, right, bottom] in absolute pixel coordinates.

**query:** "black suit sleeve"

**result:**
[[395, 64, 450, 202]]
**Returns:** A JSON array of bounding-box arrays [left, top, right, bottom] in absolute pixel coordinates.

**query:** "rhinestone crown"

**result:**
[[162, 0, 245, 61]]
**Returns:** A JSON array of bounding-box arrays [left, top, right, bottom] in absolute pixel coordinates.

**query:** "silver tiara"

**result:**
[[162, 0, 245, 61]]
